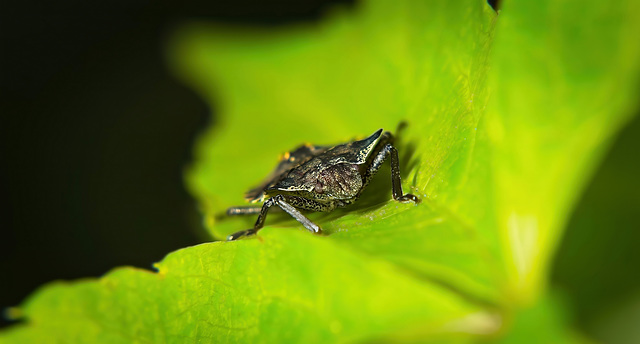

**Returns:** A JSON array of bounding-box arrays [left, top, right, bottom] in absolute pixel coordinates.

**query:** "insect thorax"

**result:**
[[309, 163, 362, 199], [266, 162, 363, 202]]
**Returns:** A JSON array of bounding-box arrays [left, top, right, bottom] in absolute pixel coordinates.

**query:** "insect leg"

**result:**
[[362, 143, 420, 204], [227, 195, 322, 241], [227, 206, 285, 216], [226, 206, 262, 216], [274, 196, 322, 234], [227, 197, 277, 240]]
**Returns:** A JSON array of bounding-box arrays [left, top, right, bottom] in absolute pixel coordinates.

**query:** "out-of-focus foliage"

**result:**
[[2, 0, 639, 342], [552, 115, 640, 343]]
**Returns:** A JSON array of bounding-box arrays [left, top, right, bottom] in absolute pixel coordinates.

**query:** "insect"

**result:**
[[226, 128, 420, 240]]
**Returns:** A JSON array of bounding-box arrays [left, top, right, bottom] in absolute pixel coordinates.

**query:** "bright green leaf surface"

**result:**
[[1, 231, 490, 343], [2, 0, 640, 342]]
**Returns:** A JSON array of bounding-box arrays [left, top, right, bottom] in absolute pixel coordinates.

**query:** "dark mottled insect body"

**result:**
[[226, 128, 419, 240]]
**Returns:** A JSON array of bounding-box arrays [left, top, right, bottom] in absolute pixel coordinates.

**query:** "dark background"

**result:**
[[2, 1, 639, 342], [0, 0, 357, 329]]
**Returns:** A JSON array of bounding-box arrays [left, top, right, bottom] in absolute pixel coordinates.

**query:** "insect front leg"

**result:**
[[362, 143, 420, 204], [227, 194, 322, 241]]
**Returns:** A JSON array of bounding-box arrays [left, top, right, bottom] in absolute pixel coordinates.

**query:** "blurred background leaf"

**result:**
[[552, 115, 640, 344], [2, 0, 640, 343]]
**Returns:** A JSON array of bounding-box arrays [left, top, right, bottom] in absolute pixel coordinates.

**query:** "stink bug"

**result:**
[[226, 128, 419, 240]]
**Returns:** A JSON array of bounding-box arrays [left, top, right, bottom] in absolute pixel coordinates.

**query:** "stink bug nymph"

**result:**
[[226, 128, 419, 240]]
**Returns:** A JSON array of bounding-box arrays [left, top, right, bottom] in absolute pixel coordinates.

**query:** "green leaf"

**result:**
[[1, 231, 489, 343], [2, 0, 640, 342], [486, 0, 640, 305], [177, 0, 504, 305]]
